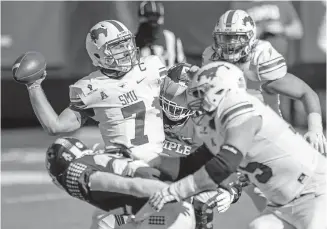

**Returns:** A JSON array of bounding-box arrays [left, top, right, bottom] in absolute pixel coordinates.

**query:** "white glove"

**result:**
[[194, 188, 233, 213], [304, 131, 327, 156], [122, 160, 150, 177]]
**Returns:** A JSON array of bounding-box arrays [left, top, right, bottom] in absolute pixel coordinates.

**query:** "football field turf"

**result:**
[[2, 126, 295, 229]]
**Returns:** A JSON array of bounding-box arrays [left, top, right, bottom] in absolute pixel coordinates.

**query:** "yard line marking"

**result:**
[[3, 193, 70, 204], [1, 149, 45, 163], [1, 171, 52, 186]]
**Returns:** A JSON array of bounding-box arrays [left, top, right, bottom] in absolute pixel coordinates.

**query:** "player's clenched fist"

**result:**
[[12, 51, 47, 89]]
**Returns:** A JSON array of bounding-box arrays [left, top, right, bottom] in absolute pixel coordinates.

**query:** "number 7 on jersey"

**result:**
[[121, 101, 149, 146]]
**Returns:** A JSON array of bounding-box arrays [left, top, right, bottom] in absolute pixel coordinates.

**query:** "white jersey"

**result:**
[[69, 55, 167, 156], [196, 90, 326, 205], [202, 40, 287, 116]]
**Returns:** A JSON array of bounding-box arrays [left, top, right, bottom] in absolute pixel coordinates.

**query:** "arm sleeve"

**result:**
[[177, 144, 214, 180], [61, 162, 95, 201], [219, 91, 256, 129]]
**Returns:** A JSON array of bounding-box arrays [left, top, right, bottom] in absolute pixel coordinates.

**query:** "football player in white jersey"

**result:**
[[23, 20, 194, 229], [202, 10, 326, 156], [148, 62, 327, 229], [26, 20, 167, 163]]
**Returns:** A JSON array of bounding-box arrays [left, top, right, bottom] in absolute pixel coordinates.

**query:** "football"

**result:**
[[12, 51, 46, 84]]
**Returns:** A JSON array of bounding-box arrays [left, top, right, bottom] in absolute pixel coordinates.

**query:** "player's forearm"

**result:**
[[170, 167, 218, 200], [131, 151, 163, 165], [151, 144, 215, 181], [300, 91, 323, 132], [28, 86, 62, 135], [150, 156, 181, 181], [264, 73, 323, 131], [89, 171, 168, 198]]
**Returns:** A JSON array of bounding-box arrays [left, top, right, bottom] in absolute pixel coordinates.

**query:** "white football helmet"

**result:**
[[213, 10, 257, 63], [86, 20, 139, 76], [187, 61, 245, 115]]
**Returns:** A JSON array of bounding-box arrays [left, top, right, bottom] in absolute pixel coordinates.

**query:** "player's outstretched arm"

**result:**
[[149, 115, 261, 211], [28, 80, 83, 135], [149, 144, 214, 181], [262, 72, 326, 154], [89, 171, 168, 198]]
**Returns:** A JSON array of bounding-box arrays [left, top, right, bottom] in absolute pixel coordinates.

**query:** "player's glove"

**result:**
[[26, 70, 46, 90], [304, 131, 327, 156], [194, 188, 233, 214], [192, 188, 234, 229], [122, 160, 150, 177]]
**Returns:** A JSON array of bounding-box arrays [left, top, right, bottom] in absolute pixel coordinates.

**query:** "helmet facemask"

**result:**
[[100, 34, 139, 74], [160, 95, 195, 122], [214, 31, 254, 63]]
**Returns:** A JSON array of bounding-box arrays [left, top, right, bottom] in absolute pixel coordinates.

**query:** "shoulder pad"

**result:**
[[142, 55, 167, 78], [218, 90, 256, 128], [252, 40, 287, 81]]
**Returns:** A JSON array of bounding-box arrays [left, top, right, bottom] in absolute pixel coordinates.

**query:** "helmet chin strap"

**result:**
[[100, 67, 128, 79]]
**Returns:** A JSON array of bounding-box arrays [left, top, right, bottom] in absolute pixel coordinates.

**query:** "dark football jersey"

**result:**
[[162, 114, 203, 157]]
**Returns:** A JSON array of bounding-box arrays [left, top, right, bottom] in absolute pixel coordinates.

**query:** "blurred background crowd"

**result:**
[[1, 1, 326, 129]]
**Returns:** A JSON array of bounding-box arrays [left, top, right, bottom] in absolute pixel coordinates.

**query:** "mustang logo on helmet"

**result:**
[[242, 16, 255, 27], [199, 64, 230, 81], [90, 27, 108, 43]]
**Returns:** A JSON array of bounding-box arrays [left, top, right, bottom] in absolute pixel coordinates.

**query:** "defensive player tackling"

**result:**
[[45, 137, 196, 229]]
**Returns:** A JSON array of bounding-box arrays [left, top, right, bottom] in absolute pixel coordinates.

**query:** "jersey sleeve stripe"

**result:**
[[70, 101, 87, 109], [258, 56, 282, 66], [220, 101, 250, 119], [70, 97, 83, 102], [259, 64, 287, 78], [258, 58, 286, 73], [222, 109, 255, 127], [221, 103, 254, 126]]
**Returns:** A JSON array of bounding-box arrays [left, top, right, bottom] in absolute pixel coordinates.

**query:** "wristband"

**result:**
[[307, 112, 323, 132], [27, 83, 42, 90]]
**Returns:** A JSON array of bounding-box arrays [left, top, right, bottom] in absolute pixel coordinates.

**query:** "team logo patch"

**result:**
[[101, 91, 108, 100]]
